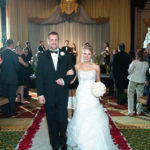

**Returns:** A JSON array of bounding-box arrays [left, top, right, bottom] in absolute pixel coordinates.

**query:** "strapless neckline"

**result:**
[[78, 69, 96, 73]]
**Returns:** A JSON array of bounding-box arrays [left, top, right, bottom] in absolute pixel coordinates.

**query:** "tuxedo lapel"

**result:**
[[56, 49, 64, 72], [45, 50, 56, 72]]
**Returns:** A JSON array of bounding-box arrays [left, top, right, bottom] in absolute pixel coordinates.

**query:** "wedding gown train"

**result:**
[[67, 70, 117, 150]]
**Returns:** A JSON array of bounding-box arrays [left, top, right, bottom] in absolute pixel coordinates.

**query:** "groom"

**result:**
[[36, 32, 75, 150]]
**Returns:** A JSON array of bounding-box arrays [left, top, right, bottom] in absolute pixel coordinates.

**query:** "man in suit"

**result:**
[[37, 41, 45, 53], [61, 40, 72, 53], [111, 43, 132, 104], [145, 43, 150, 113], [25, 41, 33, 61], [1, 39, 20, 116], [36, 32, 75, 150]]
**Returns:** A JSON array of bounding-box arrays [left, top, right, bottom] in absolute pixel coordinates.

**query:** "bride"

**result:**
[[67, 44, 117, 150]]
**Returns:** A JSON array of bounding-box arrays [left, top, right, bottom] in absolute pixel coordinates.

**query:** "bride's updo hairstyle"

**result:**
[[83, 44, 93, 55]]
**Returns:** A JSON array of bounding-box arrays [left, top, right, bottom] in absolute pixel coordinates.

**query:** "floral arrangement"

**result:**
[[91, 81, 106, 98], [93, 50, 107, 65]]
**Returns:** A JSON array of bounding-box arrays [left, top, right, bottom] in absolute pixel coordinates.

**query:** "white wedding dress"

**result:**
[[67, 70, 117, 150]]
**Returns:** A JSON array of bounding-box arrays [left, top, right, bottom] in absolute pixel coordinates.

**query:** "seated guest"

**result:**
[[16, 47, 29, 104], [127, 48, 148, 116], [25, 41, 33, 61], [111, 43, 132, 105], [62, 40, 72, 53], [1, 39, 20, 117], [37, 41, 45, 53]]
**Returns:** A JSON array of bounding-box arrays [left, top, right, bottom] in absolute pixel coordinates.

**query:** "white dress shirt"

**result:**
[[50, 49, 59, 71]]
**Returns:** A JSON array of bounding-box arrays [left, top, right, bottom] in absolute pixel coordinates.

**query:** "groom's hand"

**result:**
[[38, 95, 46, 104], [56, 78, 65, 86]]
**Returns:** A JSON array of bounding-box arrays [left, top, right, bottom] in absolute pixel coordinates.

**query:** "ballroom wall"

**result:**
[[6, 0, 131, 54]]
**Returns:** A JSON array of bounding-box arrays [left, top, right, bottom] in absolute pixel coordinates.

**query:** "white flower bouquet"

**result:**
[[91, 81, 106, 98]]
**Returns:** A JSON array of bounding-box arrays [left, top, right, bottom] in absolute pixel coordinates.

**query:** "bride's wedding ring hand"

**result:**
[[66, 69, 74, 75], [56, 78, 65, 86], [38, 95, 46, 104]]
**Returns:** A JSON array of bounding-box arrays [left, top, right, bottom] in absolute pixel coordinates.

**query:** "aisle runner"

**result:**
[[16, 106, 131, 150]]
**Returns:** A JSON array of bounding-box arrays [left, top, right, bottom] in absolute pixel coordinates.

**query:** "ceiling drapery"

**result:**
[[6, 0, 131, 52], [29, 6, 109, 25]]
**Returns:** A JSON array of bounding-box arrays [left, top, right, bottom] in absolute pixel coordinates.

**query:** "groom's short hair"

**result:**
[[48, 32, 59, 39]]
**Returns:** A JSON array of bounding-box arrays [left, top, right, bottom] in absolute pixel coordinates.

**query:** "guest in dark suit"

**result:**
[[145, 43, 150, 113], [61, 40, 72, 53], [111, 43, 132, 104], [36, 32, 75, 150], [1, 39, 20, 116], [25, 41, 33, 61], [37, 41, 45, 53]]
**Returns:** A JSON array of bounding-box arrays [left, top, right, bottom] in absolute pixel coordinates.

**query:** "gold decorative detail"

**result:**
[[59, 0, 79, 15]]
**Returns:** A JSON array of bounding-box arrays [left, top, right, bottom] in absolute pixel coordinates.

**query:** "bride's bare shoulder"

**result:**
[[91, 63, 100, 71], [75, 63, 82, 71]]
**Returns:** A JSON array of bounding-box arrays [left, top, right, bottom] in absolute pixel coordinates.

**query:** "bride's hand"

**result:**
[[66, 69, 74, 75]]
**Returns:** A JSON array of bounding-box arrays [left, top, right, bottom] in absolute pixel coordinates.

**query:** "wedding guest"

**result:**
[[1, 39, 20, 117], [67, 43, 78, 120], [15, 41, 22, 49], [127, 48, 148, 116], [25, 41, 33, 61], [37, 41, 46, 53], [62, 40, 72, 53], [104, 42, 110, 66], [71, 43, 78, 65], [111, 43, 132, 105], [16, 47, 29, 104], [145, 43, 150, 113]]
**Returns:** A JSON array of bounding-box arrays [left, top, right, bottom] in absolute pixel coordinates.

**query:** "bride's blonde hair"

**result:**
[[83, 44, 93, 55]]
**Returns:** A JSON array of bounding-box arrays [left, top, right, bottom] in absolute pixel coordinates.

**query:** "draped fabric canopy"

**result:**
[[6, 0, 131, 54]]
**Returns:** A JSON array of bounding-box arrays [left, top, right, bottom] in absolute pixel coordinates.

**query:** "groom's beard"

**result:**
[[49, 44, 58, 50]]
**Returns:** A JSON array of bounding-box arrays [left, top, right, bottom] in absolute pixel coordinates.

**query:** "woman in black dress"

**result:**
[[68, 43, 78, 120], [16, 47, 29, 104]]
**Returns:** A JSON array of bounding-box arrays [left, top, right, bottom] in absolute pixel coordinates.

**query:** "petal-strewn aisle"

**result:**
[[15, 106, 131, 150]]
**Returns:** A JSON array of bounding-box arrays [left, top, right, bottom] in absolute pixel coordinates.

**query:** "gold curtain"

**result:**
[[80, 0, 131, 53], [0, 7, 2, 47], [6, 0, 131, 52]]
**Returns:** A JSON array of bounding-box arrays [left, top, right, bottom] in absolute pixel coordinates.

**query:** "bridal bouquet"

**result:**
[[91, 81, 106, 98]]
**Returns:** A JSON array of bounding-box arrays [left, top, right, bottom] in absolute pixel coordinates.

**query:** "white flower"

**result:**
[[60, 51, 65, 56], [91, 81, 106, 98]]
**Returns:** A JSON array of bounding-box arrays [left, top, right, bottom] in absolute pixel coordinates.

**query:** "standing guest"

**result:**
[[1, 39, 20, 117], [36, 32, 75, 150], [15, 41, 22, 49], [16, 47, 29, 104], [71, 43, 78, 65], [25, 41, 33, 61], [108, 49, 118, 96], [68, 43, 78, 120], [145, 43, 150, 113], [127, 48, 148, 116], [62, 40, 72, 53], [23, 48, 34, 98], [37, 41, 46, 53], [111, 43, 132, 105], [104, 42, 110, 66]]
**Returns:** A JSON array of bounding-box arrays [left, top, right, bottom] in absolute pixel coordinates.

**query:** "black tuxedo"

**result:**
[[111, 51, 131, 104], [37, 45, 45, 53], [1, 49, 20, 116], [36, 49, 75, 149], [61, 46, 72, 53]]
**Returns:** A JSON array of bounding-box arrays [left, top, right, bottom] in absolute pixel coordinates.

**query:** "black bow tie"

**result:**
[[50, 50, 58, 54]]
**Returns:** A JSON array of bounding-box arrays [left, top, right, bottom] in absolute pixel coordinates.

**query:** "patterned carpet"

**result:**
[[1, 92, 150, 149]]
